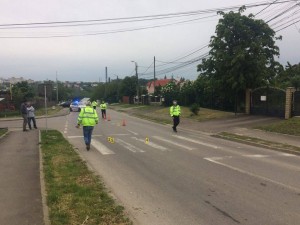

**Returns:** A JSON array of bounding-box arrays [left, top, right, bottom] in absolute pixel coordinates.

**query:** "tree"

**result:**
[[275, 62, 300, 89], [120, 76, 137, 98], [161, 81, 180, 106], [179, 80, 196, 106], [11, 81, 35, 108], [197, 7, 281, 109]]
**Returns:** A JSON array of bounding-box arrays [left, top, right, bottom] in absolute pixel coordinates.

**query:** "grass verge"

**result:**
[[0, 106, 64, 118], [0, 127, 8, 137], [109, 103, 234, 124], [216, 132, 300, 155], [255, 117, 300, 136], [41, 130, 132, 225]]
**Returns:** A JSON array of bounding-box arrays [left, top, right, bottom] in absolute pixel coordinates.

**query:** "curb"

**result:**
[[0, 128, 9, 139], [213, 133, 300, 156], [39, 130, 51, 225]]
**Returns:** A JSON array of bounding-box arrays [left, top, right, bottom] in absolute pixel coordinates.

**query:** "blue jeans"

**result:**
[[83, 126, 94, 145]]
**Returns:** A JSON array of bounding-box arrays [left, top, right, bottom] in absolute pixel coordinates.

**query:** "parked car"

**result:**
[[59, 101, 71, 108], [69, 102, 79, 112], [78, 102, 86, 112]]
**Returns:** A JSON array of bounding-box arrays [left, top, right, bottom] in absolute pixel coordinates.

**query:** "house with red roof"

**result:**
[[146, 79, 172, 94]]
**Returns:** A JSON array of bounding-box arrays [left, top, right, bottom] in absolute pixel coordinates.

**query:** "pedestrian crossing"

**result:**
[[85, 134, 220, 155], [69, 133, 298, 160]]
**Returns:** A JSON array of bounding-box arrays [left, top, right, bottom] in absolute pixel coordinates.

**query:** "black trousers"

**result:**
[[28, 117, 37, 129], [101, 109, 106, 118], [173, 116, 180, 129]]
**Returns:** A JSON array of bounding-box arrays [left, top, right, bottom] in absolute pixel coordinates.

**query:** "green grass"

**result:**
[[110, 103, 234, 124], [0, 111, 20, 118], [0, 128, 8, 136], [0, 106, 64, 118], [35, 106, 64, 116], [256, 117, 300, 136], [41, 130, 132, 225]]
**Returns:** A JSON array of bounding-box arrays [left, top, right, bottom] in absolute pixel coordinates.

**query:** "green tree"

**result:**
[[161, 81, 180, 106], [12, 81, 35, 108], [179, 80, 196, 106], [197, 7, 281, 110], [275, 62, 300, 89], [120, 76, 137, 98]]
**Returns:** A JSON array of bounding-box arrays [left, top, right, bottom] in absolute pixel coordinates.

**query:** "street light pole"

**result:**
[[56, 71, 58, 104], [131, 61, 139, 104]]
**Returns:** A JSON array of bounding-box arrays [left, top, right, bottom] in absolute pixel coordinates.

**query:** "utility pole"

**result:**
[[131, 61, 139, 103], [56, 71, 58, 103], [44, 85, 48, 132], [135, 62, 139, 103], [117, 75, 119, 102], [105, 67, 107, 99], [154, 56, 156, 95]]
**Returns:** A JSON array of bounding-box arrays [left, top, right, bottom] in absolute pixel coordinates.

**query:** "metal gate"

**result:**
[[250, 87, 285, 117], [293, 91, 300, 116]]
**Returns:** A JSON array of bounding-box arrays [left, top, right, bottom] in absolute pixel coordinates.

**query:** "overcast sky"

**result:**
[[0, 0, 299, 82]]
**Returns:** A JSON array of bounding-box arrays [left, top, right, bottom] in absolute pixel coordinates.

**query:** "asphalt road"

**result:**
[[2, 109, 300, 225]]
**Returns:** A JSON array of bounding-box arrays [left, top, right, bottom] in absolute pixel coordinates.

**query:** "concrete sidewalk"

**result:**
[[0, 129, 44, 225]]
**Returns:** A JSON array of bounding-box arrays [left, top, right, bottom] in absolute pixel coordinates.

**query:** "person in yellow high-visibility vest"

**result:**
[[92, 100, 98, 110], [76, 101, 98, 150], [100, 101, 107, 119], [170, 100, 181, 132]]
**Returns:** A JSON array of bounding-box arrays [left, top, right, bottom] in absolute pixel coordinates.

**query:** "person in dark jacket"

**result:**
[[20, 99, 28, 131]]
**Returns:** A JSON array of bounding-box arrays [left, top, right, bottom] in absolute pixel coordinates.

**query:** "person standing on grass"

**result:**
[[20, 99, 28, 132], [100, 101, 107, 119], [27, 103, 37, 129], [170, 100, 181, 132], [76, 101, 98, 151]]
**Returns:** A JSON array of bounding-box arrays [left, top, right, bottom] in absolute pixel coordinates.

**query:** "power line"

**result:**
[[0, 1, 284, 28], [255, 0, 280, 16], [0, 1, 297, 38]]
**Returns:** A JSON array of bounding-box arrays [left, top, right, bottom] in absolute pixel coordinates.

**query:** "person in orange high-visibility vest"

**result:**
[[170, 100, 181, 132]]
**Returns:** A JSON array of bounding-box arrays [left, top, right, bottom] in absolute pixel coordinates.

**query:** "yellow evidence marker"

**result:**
[[145, 137, 149, 144], [107, 137, 115, 144]]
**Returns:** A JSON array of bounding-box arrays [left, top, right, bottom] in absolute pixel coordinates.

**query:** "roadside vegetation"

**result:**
[[256, 117, 300, 136], [0, 128, 8, 136], [41, 130, 132, 225], [109, 103, 234, 124], [0, 106, 64, 118]]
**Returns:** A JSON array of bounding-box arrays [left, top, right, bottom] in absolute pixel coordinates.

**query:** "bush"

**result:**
[[190, 103, 200, 115]]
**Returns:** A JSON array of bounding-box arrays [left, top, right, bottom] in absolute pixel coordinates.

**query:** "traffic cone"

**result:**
[[107, 115, 111, 121], [122, 119, 126, 126]]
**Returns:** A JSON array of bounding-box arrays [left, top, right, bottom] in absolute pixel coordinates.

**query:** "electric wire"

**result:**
[[0, 1, 297, 38]]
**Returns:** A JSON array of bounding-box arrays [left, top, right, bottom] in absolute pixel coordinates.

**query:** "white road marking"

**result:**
[[280, 153, 296, 157], [68, 135, 103, 139], [91, 139, 115, 155], [126, 129, 138, 135], [116, 139, 145, 153], [131, 137, 167, 151], [204, 157, 300, 192], [243, 154, 270, 158], [152, 136, 194, 151], [173, 135, 220, 149]]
